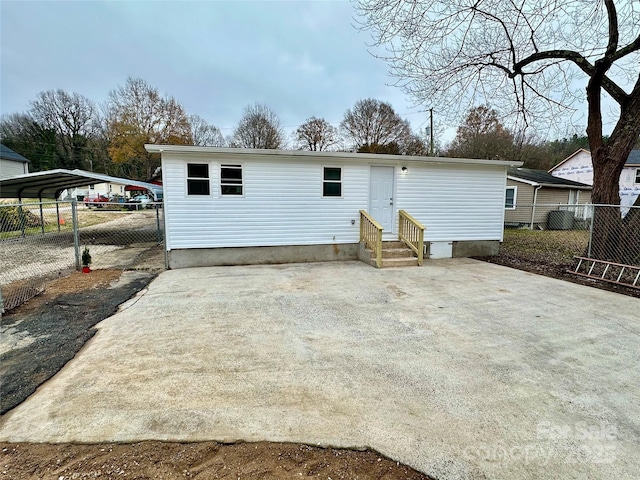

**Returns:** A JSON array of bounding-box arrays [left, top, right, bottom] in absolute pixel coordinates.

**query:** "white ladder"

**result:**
[[569, 256, 640, 290]]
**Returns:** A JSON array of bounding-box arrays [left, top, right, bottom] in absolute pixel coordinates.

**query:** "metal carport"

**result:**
[[0, 169, 162, 200]]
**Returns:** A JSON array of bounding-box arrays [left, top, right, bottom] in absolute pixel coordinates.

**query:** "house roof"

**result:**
[[144, 144, 524, 168], [0, 144, 30, 163], [626, 149, 640, 166], [508, 168, 592, 189], [549, 148, 640, 171], [0, 169, 163, 199], [547, 148, 590, 173]]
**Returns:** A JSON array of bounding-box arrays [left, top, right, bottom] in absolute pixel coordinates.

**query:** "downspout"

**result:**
[[530, 185, 542, 230]]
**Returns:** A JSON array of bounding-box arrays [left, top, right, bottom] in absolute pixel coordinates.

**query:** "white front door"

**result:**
[[369, 166, 394, 231]]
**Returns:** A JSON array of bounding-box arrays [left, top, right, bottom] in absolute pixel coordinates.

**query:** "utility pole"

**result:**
[[429, 108, 434, 156], [425, 109, 435, 156]]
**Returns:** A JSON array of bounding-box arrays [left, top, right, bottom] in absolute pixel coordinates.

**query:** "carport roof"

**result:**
[[0, 169, 162, 199]]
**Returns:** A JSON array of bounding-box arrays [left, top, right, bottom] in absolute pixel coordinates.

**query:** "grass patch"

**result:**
[[500, 228, 589, 268], [0, 209, 134, 239]]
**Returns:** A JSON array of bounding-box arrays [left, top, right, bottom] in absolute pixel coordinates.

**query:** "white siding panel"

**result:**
[[163, 153, 508, 249], [164, 155, 367, 249], [396, 164, 506, 241]]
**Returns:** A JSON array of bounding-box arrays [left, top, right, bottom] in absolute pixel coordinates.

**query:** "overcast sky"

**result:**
[[1, 0, 442, 144]]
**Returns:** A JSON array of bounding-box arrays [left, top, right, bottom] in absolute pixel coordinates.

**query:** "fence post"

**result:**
[[587, 205, 595, 258], [72, 200, 80, 270], [156, 205, 161, 243], [18, 201, 26, 237]]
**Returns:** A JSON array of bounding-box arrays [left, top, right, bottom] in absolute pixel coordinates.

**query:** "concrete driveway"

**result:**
[[1, 259, 638, 479]]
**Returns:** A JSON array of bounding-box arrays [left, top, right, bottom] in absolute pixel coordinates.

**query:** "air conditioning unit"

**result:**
[[548, 210, 574, 230]]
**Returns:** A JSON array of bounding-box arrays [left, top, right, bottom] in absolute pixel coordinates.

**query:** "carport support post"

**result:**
[[56, 201, 61, 232], [39, 199, 45, 235], [72, 200, 80, 270]]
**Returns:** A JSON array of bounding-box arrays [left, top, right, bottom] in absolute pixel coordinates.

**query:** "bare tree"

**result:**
[[189, 114, 226, 147], [232, 103, 284, 149], [402, 134, 429, 156], [107, 77, 192, 179], [447, 106, 515, 160], [29, 90, 98, 169], [294, 117, 340, 151], [356, 0, 640, 261], [0, 113, 60, 171], [340, 98, 412, 151]]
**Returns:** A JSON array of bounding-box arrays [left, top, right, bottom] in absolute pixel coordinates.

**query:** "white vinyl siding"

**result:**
[[0, 159, 29, 180], [162, 153, 509, 250], [395, 164, 506, 242], [163, 155, 366, 249]]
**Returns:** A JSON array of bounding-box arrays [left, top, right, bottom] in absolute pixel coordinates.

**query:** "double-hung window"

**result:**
[[187, 163, 210, 195], [635, 168, 640, 184], [505, 186, 516, 209], [323, 167, 342, 197], [221, 164, 243, 195]]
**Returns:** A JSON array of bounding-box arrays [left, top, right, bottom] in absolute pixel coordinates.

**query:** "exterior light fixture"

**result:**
[[401, 166, 408, 173]]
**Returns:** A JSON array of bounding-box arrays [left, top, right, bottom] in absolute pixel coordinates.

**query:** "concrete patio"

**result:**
[[1, 259, 638, 479]]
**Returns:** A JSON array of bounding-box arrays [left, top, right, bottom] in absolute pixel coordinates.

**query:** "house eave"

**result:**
[[145, 144, 524, 168]]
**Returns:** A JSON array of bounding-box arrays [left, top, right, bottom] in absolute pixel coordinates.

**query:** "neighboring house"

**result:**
[[0, 144, 30, 179], [145, 145, 522, 269], [505, 168, 592, 228], [66, 182, 128, 200], [549, 148, 640, 208]]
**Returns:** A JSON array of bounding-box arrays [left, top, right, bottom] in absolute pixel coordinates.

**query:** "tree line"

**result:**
[[1, 77, 633, 182], [0, 79, 434, 181]]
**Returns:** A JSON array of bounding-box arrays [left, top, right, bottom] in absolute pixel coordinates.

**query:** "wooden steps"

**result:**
[[364, 241, 419, 268]]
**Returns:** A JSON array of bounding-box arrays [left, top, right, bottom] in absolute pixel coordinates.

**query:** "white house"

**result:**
[[145, 145, 521, 269], [0, 144, 29, 180], [549, 148, 640, 208]]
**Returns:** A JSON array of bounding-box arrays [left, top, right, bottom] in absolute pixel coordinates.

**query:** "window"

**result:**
[[221, 164, 243, 195], [505, 186, 516, 209], [323, 167, 342, 197], [187, 163, 210, 195], [636, 168, 640, 184]]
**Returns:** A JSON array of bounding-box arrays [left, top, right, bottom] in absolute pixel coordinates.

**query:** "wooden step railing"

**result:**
[[359, 210, 383, 268], [398, 210, 425, 266]]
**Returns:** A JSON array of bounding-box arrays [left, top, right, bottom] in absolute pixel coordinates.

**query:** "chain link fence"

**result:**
[[1, 200, 165, 314], [502, 203, 640, 288]]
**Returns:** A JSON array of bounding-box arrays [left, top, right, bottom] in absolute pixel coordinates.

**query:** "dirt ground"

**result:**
[[0, 441, 431, 479], [1, 269, 431, 480], [477, 253, 640, 298]]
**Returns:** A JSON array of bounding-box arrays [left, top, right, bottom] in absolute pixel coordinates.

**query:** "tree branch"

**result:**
[[603, 0, 619, 58], [511, 49, 629, 104]]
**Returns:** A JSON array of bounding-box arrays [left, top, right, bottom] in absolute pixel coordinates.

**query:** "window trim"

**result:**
[[505, 186, 517, 210], [322, 166, 342, 198], [186, 162, 211, 196], [220, 163, 244, 196]]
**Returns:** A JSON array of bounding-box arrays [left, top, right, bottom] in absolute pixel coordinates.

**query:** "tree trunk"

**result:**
[[586, 68, 640, 265]]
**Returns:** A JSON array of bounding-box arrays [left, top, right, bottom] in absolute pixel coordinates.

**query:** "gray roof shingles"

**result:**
[[509, 168, 592, 187], [0, 144, 30, 163], [626, 150, 640, 166]]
